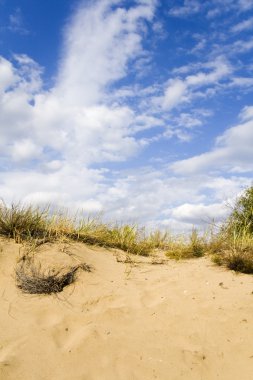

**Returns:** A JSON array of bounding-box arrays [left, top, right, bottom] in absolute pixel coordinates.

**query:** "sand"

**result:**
[[0, 237, 253, 380]]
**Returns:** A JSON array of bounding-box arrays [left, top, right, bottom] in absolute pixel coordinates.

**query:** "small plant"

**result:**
[[166, 229, 205, 259], [209, 186, 253, 274], [225, 186, 253, 236], [47, 213, 76, 239], [148, 230, 170, 250], [16, 256, 92, 294], [0, 202, 48, 242], [226, 251, 253, 274]]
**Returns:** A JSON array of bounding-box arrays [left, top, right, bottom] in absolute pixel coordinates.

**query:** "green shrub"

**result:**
[[226, 186, 253, 236], [210, 186, 253, 274]]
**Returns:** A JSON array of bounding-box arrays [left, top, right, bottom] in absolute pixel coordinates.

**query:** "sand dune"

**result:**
[[0, 237, 253, 380]]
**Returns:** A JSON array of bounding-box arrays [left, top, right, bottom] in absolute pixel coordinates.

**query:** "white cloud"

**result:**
[[0, 57, 17, 91], [168, 0, 253, 20], [239, 105, 253, 121], [185, 58, 231, 86], [231, 16, 253, 33], [11, 139, 43, 162], [162, 79, 187, 110], [173, 113, 203, 129], [171, 107, 253, 174], [159, 57, 232, 111], [232, 37, 253, 53], [168, 0, 202, 17], [0, 1, 157, 167], [229, 77, 253, 87], [171, 202, 229, 225], [238, 0, 253, 11], [57, 0, 156, 106], [0, 0, 252, 232], [8, 8, 29, 35]]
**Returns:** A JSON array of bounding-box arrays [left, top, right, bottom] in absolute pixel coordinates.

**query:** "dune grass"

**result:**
[[209, 228, 253, 274], [1, 185, 253, 274], [0, 202, 156, 256], [0, 202, 48, 242], [165, 228, 205, 259], [208, 187, 253, 274]]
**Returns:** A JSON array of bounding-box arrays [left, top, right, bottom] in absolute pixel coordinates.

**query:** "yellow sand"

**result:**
[[0, 237, 253, 380]]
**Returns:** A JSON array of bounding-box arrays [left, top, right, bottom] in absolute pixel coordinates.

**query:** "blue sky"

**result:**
[[0, 0, 253, 231]]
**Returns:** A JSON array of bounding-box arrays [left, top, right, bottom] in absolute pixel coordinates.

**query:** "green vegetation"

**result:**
[[0, 202, 155, 256], [1, 185, 253, 275], [165, 228, 205, 259], [226, 186, 253, 236], [0, 202, 48, 242], [209, 186, 253, 274]]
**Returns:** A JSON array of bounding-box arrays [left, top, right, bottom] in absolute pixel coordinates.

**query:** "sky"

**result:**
[[0, 0, 253, 232]]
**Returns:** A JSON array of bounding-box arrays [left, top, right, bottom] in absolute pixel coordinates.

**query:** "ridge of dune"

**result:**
[[0, 237, 252, 380]]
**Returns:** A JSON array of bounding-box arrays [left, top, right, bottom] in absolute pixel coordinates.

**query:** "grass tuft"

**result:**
[[166, 229, 205, 259], [16, 256, 92, 294], [0, 202, 48, 242]]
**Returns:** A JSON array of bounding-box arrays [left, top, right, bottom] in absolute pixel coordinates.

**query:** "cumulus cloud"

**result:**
[[0, 0, 252, 231], [171, 202, 229, 225], [0, 0, 157, 168], [0, 57, 17, 90], [0, 0, 160, 217]]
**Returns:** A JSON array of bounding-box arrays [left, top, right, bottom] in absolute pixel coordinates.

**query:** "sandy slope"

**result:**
[[0, 237, 253, 380]]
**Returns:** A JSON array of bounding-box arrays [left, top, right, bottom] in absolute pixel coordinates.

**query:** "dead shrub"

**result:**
[[16, 257, 92, 294]]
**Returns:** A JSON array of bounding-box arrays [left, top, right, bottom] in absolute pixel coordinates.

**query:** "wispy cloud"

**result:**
[[57, 0, 156, 106], [168, 0, 202, 17], [238, 0, 253, 11], [231, 16, 253, 33], [8, 8, 29, 35], [152, 57, 232, 111], [171, 107, 253, 175]]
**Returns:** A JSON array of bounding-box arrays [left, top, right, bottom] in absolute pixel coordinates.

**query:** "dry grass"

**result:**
[[210, 230, 253, 274], [0, 202, 48, 242], [16, 256, 92, 294], [165, 229, 205, 259], [2, 193, 253, 275], [0, 202, 155, 256]]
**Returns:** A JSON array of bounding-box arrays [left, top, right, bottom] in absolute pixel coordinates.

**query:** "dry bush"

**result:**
[[211, 241, 253, 274], [16, 256, 92, 294]]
